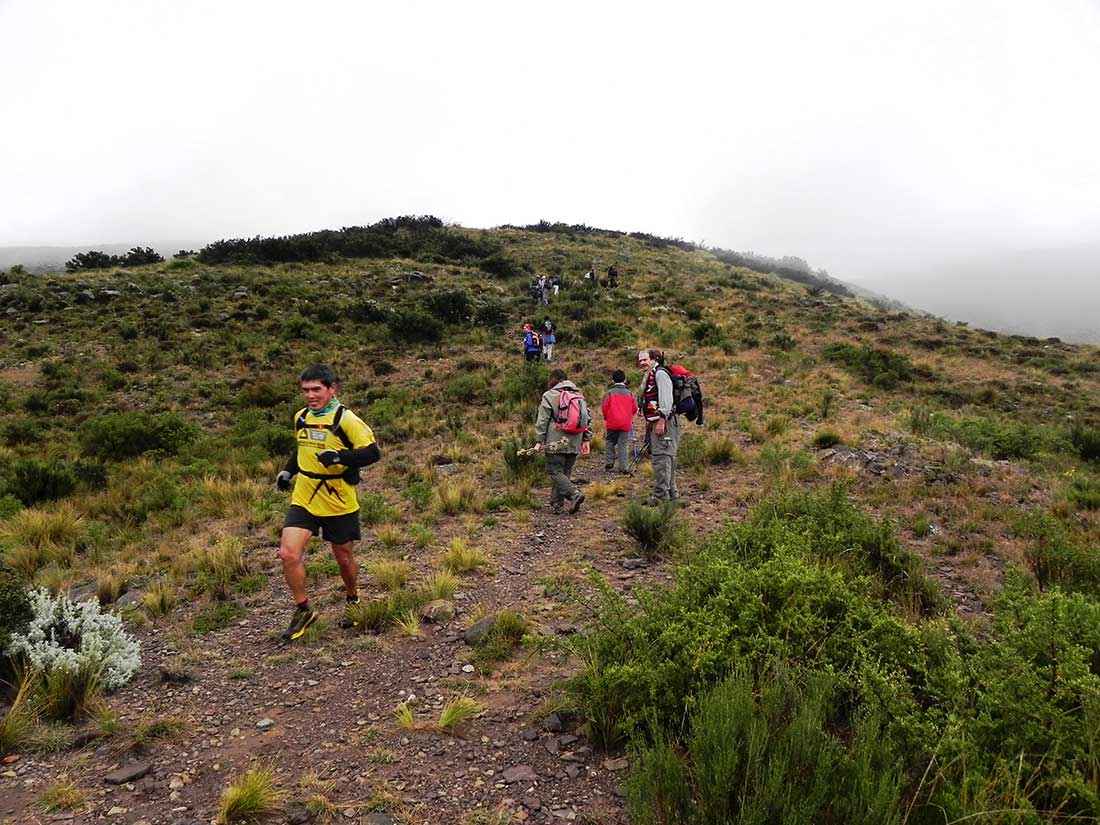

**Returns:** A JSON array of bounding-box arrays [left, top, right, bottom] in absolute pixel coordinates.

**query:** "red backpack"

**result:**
[[555, 388, 590, 434]]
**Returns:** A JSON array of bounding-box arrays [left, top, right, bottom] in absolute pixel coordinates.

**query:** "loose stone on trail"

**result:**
[[104, 761, 152, 785]]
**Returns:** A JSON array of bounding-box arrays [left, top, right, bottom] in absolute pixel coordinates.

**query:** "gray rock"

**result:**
[[362, 815, 399, 825], [68, 583, 98, 602], [502, 765, 538, 784], [621, 558, 644, 570], [114, 590, 142, 609], [284, 801, 313, 824], [104, 761, 152, 785], [559, 734, 578, 747], [463, 615, 497, 646], [420, 600, 455, 623], [542, 713, 563, 733], [603, 756, 629, 772], [256, 718, 276, 731]]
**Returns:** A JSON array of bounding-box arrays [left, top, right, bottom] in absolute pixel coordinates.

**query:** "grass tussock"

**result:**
[[622, 500, 679, 559], [433, 479, 486, 516], [218, 765, 286, 824], [436, 695, 482, 733], [440, 537, 487, 574], [421, 570, 460, 601], [367, 558, 410, 591], [35, 780, 85, 812]]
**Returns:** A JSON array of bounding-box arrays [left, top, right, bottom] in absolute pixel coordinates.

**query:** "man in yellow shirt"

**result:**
[[275, 365, 381, 641]]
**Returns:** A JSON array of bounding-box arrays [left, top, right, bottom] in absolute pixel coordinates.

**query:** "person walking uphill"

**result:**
[[275, 364, 381, 641], [638, 349, 680, 504], [533, 369, 591, 514], [601, 369, 637, 473], [522, 324, 541, 363]]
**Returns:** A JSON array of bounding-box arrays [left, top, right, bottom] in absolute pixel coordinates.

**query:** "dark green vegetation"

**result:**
[[2, 217, 1099, 820], [569, 489, 1100, 823]]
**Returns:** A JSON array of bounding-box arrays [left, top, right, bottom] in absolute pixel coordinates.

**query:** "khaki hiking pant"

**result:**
[[604, 429, 631, 472], [648, 415, 681, 501], [545, 452, 579, 505]]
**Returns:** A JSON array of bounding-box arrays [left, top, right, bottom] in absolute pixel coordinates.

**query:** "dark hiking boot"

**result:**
[[569, 493, 586, 514], [338, 597, 361, 630], [282, 606, 318, 641]]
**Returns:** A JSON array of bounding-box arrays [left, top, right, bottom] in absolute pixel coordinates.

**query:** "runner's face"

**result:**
[[301, 380, 336, 411], [637, 352, 652, 371]]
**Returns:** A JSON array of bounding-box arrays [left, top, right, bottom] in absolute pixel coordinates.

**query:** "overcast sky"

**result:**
[[2, 0, 1098, 282]]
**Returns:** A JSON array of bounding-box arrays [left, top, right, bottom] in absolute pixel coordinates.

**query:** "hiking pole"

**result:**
[[626, 437, 650, 475]]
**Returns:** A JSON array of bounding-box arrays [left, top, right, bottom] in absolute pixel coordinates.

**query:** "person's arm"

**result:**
[[655, 369, 674, 418], [317, 417, 382, 468], [282, 447, 299, 475], [534, 391, 552, 446]]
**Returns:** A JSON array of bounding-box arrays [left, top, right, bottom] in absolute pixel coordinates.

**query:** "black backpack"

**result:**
[[659, 365, 705, 426], [294, 405, 361, 485]]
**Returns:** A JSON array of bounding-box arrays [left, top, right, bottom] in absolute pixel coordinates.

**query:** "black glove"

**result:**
[[275, 470, 293, 492], [317, 450, 343, 468]]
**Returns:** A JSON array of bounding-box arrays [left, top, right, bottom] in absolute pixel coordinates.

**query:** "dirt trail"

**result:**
[[2, 487, 642, 825]]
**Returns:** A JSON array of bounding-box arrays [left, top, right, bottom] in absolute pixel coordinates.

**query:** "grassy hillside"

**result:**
[[1, 223, 1099, 823]]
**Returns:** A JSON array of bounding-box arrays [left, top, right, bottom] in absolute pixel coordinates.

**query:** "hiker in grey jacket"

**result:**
[[638, 349, 680, 504], [533, 369, 591, 514]]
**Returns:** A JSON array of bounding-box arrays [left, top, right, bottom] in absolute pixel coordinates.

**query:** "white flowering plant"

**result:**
[[4, 588, 141, 691]]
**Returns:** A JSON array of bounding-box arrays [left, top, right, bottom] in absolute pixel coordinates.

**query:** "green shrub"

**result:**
[[502, 438, 544, 481], [1015, 512, 1100, 593], [1066, 474, 1100, 511], [626, 667, 905, 825], [497, 363, 549, 413], [690, 321, 725, 348], [79, 412, 198, 460], [622, 500, 678, 559], [444, 374, 489, 404], [388, 308, 441, 343], [359, 492, 399, 526], [935, 414, 1046, 461], [1068, 422, 1100, 463], [0, 568, 31, 650], [3, 459, 77, 506], [419, 288, 471, 323], [575, 319, 627, 346], [811, 431, 843, 449], [569, 492, 1100, 821], [824, 342, 912, 389]]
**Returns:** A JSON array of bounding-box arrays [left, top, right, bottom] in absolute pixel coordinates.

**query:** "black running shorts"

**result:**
[[283, 505, 361, 545]]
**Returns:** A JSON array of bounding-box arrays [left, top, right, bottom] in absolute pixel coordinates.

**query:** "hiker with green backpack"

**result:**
[[532, 369, 591, 514]]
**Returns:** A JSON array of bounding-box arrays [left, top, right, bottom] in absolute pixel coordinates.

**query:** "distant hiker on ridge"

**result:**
[[540, 317, 557, 362], [522, 323, 541, 363]]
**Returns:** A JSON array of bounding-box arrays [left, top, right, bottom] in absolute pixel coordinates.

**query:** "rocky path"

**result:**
[[2, 487, 649, 825]]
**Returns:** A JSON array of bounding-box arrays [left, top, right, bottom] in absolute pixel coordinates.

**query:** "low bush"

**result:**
[[1066, 474, 1100, 510], [574, 319, 627, 346], [622, 500, 678, 559], [5, 589, 141, 720], [2, 459, 77, 506], [567, 490, 1100, 821], [824, 342, 912, 389], [1069, 422, 1100, 463], [811, 430, 843, 449], [79, 412, 198, 460]]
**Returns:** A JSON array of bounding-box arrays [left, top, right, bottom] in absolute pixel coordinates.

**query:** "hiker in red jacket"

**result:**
[[601, 369, 638, 474]]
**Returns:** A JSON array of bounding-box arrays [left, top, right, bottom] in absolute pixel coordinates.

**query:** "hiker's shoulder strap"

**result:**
[[329, 405, 354, 450], [294, 407, 308, 430]]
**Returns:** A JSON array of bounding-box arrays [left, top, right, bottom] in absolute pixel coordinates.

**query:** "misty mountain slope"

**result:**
[[855, 244, 1100, 343], [1, 222, 1100, 822]]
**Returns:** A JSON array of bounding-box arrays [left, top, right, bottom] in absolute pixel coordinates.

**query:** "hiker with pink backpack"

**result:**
[[532, 369, 591, 514]]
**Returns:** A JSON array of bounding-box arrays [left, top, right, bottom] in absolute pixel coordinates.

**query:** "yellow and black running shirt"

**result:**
[[291, 406, 376, 517]]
